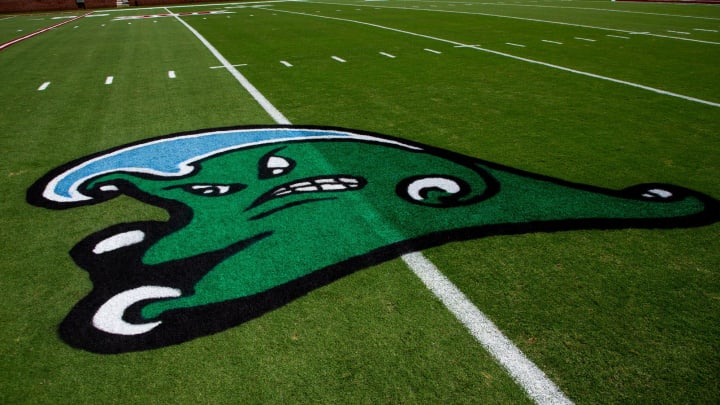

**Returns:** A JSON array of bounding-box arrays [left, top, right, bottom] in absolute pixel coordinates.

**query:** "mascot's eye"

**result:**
[[397, 175, 474, 207], [166, 183, 246, 197], [259, 148, 296, 179]]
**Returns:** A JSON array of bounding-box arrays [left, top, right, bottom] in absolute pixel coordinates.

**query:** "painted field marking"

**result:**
[[37, 81, 51, 91], [454, 43, 481, 48], [606, 34, 629, 39], [424, 48, 442, 54], [168, 70, 176, 79], [541, 40, 563, 44], [171, 5, 572, 403], [667, 30, 690, 35], [210, 63, 247, 69], [403, 252, 573, 405], [166, 7, 290, 124], [379, 51, 396, 58], [694, 28, 718, 32], [311, 1, 720, 45], [280, 60, 293, 67], [105, 76, 114, 85], [574, 37, 595, 42], [269, 8, 720, 108], [331, 55, 347, 62], [506, 42, 526, 47]]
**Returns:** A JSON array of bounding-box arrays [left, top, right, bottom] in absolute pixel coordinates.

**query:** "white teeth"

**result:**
[[269, 177, 361, 198], [296, 186, 319, 192], [320, 184, 347, 191]]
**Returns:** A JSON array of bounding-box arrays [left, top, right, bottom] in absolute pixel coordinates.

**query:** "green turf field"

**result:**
[[1, 0, 719, 403]]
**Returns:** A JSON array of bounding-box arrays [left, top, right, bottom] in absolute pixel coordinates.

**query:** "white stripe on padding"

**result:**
[[402, 252, 573, 405]]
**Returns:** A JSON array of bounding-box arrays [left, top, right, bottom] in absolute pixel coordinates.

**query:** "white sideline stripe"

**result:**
[[331, 55, 347, 62], [168, 70, 176, 78], [542, 40, 563, 45], [38, 81, 50, 91], [310, 1, 720, 45], [401, 0, 720, 21], [380, 51, 396, 58], [506, 42, 526, 47], [105, 76, 114, 85], [167, 7, 290, 124], [574, 37, 595, 42], [606, 34, 629, 39], [270, 8, 720, 108], [424, 48, 442, 54], [403, 252, 573, 405], [280, 60, 293, 67]]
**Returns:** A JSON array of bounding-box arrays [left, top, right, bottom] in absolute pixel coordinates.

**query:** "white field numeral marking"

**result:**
[[105, 76, 114, 85], [38, 81, 51, 91]]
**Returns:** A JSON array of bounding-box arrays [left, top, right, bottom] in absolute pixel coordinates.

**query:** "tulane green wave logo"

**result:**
[[27, 126, 719, 353]]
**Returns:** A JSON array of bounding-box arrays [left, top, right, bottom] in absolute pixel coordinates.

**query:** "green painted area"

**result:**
[[90, 140, 707, 319]]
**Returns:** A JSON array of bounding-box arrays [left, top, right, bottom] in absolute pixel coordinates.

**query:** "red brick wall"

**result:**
[[86, 0, 118, 8], [0, 0, 79, 13]]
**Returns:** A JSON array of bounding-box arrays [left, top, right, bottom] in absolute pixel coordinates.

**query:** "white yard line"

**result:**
[[166, 7, 291, 124], [403, 252, 573, 405], [310, 1, 720, 45], [210, 63, 247, 69], [269, 8, 720, 109]]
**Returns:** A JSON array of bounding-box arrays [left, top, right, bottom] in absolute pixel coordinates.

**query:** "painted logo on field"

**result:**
[[27, 126, 719, 353]]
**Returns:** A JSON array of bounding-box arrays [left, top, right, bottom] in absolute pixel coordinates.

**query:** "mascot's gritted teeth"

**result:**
[[27, 126, 720, 353]]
